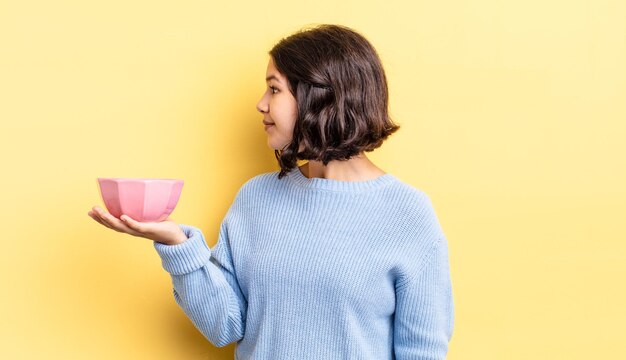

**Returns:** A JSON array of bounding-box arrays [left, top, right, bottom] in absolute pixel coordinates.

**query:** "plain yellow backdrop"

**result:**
[[1, 0, 624, 359]]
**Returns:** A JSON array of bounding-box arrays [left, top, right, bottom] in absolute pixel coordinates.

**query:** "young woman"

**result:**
[[88, 24, 454, 359]]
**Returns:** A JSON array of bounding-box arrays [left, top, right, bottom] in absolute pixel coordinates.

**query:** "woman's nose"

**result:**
[[256, 100, 267, 113], [256, 92, 269, 113]]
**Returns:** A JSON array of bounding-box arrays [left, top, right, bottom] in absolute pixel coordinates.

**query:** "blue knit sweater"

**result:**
[[153, 166, 454, 359]]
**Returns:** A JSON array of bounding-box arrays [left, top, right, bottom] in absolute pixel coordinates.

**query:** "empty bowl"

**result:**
[[97, 178, 184, 222]]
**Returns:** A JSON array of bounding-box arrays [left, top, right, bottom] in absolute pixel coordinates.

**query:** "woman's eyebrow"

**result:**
[[265, 75, 281, 83]]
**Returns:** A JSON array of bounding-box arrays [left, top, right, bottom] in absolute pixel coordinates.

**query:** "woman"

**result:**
[[88, 24, 454, 359]]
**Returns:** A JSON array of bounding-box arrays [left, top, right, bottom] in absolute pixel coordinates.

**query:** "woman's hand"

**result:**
[[87, 206, 188, 245]]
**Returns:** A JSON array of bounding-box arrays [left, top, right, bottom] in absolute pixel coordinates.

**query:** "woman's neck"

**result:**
[[299, 153, 386, 181]]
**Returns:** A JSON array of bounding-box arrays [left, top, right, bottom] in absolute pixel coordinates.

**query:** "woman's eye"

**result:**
[[269, 86, 278, 94]]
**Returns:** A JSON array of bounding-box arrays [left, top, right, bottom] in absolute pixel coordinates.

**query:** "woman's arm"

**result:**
[[153, 221, 247, 347], [394, 236, 455, 359]]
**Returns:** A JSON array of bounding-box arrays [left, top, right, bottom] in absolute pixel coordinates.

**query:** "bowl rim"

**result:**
[[97, 178, 183, 182]]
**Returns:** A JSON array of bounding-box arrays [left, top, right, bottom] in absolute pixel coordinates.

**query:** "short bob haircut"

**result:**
[[269, 24, 401, 179]]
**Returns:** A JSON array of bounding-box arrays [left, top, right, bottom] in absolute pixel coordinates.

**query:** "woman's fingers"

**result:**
[[91, 206, 142, 237], [120, 215, 149, 234], [88, 210, 112, 229], [93, 207, 120, 231], [98, 211, 121, 231], [88, 207, 185, 244]]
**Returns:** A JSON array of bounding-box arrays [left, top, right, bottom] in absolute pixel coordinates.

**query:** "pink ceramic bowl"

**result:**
[[97, 178, 184, 222]]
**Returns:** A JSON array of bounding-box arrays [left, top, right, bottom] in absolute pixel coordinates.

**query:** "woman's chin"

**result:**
[[266, 137, 285, 151], [268, 140, 281, 151]]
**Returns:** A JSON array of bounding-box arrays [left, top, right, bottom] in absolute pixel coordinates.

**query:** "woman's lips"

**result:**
[[263, 120, 274, 130]]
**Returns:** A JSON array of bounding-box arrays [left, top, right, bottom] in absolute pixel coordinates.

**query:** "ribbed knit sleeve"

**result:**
[[153, 221, 247, 347], [393, 236, 455, 359]]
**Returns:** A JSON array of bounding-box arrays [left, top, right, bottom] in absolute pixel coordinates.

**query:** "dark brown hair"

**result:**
[[269, 24, 401, 179]]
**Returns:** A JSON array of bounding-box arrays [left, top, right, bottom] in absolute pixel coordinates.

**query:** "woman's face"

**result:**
[[256, 57, 298, 151]]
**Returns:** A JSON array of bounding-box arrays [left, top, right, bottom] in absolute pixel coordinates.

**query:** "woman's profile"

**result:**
[[88, 23, 454, 359]]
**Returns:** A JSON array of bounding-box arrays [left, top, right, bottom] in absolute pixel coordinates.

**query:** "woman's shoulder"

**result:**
[[385, 178, 445, 237], [230, 170, 283, 202], [385, 175, 433, 207], [239, 170, 281, 191], [222, 171, 282, 220]]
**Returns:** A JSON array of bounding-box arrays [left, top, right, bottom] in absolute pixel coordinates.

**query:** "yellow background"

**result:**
[[1, 0, 624, 358]]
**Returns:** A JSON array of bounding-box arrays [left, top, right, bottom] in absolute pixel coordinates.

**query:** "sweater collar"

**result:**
[[286, 165, 397, 192]]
